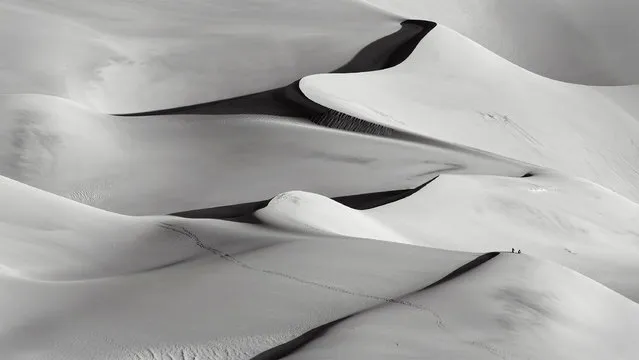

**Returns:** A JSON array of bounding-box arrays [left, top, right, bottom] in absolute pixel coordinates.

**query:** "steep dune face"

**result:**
[[367, 173, 639, 302], [0, 94, 530, 215], [250, 173, 639, 302], [0, 170, 481, 357], [255, 190, 413, 244], [286, 254, 639, 360], [301, 25, 639, 202], [0, 1, 397, 113], [361, 0, 639, 85], [0, 184, 479, 358], [2, 0, 639, 358], [0, 175, 293, 281]]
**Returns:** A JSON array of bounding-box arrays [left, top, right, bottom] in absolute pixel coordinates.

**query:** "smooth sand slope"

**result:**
[[370, 173, 639, 302], [257, 173, 639, 302], [301, 25, 639, 202], [286, 254, 639, 360], [594, 85, 639, 120], [112, 19, 435, 118], [0, 175, 484, 359], [0, 0, 398, 113], [0, 94, 531, 215], [255, 190, 413, 245], [0, 174, 290, 281], [4, 183, 638, 359], [2, 1, 639, 359], [362, 0, 639, 85]]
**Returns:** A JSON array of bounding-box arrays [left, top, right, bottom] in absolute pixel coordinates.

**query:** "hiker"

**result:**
[[517, 249, 521, 254]]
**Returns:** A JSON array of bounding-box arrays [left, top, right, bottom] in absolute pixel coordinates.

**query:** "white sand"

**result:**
[[254, 173, 639, 302], [0, 174, 479, 359], [0, 94, 529, 215], [368, 173, 639, 302], [2, 1, 639, 358], [288, 254, 639, 360], [255, 190, 413, 244], [301, 25, 639, 202], [361, 0, 639, 85], [0, 1, 397, 113]]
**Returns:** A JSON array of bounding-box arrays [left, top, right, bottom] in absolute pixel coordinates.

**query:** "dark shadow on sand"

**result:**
[[115, 20, 436, 118], [169, 176, 440, 223], [247, 251, 501, 360], [417, 251, 500, 291], [249, 316, 352, 360]]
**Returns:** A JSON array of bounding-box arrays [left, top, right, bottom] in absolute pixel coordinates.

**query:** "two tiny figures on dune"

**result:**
[[511, 248, 521, 254]]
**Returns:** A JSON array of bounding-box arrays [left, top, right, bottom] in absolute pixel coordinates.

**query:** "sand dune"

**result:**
[[286, 254, 639, 359], [368, 173, 639, 302], [0, 191, 480, 358], [1, 1, 638, 358], [0, 174, 292, 281], [250, 173, 639, 302], [361, 0, 639, 85], [0, 94, 531, 215], [0, 0, 397, 113], [255, 190, 413, 244], [301, 25, 639, 201], [113, 20, 435, 119]]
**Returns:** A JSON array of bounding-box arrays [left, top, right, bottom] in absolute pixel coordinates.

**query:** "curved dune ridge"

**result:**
[[0, 93, 532, 215], [2, 1, 639, 359], [112, 19, 436, 118], [0, 196, 481, 358], [283, 254, 639, 360], [300, 25, 639, 202], [361, 0, 639, 85], [0, 174, 295, 281], [255, 190, 414, 245], [0, 0, 399, 113], [257, 173, 639, 302]]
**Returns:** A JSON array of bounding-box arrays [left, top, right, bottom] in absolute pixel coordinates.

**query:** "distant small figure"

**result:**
[[511, 248, 515, 253], [517, 249, 521, 254]]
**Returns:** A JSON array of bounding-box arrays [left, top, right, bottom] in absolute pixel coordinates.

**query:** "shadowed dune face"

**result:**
[[0, 199, 481, 358], [361, 0, 639, 85], [113, 20, 435, 118], [2, 0, 639, 359], [240, 173, 639, 302], [0, 0, 399, 113], [0, 175, 298, 281], [300, 25, 639, 202], [284, 255, 639, 360], [254, 190, 414, 244], [365, 173, 639, 301], [0, 95, 531, 215], [247, 252, 501, 360], [170, 176, 438, 225]]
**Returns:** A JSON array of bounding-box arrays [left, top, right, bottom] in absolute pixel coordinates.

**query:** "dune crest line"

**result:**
[[247, 252, 501, 360], [115, 20, 436, 118], [169, 175, 443, 222]]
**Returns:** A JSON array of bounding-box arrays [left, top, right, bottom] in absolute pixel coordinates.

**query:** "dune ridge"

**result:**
[[2, 1, 639, 359]]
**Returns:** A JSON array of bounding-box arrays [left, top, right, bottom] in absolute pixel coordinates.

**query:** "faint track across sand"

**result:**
[[158, 221, 506, 359], [158, 221, 463, 313]]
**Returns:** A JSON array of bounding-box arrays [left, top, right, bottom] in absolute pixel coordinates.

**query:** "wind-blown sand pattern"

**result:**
[[1, 1, 639, 359]]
